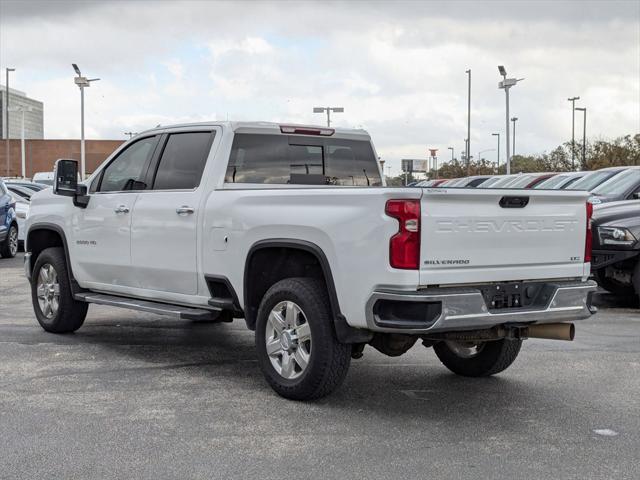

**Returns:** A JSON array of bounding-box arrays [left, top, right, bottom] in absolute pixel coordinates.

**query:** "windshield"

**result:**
[[446, 178, 467, 187], [591, 168, 640, 196], [568, 170, 621, 191], [7, 187, 32, 201], [506, 174, 537, 188], [534, 174, 567, 189], [467, 177, 490, 187], [484, 175, 519, 188], [34, 179, 54, 186], [477, 176, 503, 188], [561, 177, 581, 189]]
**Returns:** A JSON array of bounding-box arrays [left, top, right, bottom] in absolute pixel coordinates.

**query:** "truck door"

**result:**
[[129, 129, 217, 295], [70, 135, 160, 287]]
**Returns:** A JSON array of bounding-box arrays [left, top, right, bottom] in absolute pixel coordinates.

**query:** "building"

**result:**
[[0, 85, 44, 139], [0, 139, 124, 178]]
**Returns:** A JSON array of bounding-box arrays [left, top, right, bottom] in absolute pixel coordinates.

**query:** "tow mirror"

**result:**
[[53, 159, 89, 208], [54, 159, 78, 196]]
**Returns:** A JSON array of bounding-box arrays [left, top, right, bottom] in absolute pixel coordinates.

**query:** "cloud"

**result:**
[[0, 0, 638, 173]]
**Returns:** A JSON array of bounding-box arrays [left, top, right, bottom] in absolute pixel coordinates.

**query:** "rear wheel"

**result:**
[[31, 247, 88, 333], [0, 224, 18, 258], [434, 338, 522, 377], [255, 277, 351, 400]]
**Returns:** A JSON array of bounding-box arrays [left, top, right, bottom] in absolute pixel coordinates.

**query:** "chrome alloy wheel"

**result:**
[[36, 263, 60, 319], [445, 340, 486, 359], [265, 300, 312, 380], [8, 226, 18, 256]]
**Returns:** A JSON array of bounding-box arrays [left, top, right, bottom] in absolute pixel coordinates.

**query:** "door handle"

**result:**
[[176, 206, 195, 216], [114, 205, 130, 214]]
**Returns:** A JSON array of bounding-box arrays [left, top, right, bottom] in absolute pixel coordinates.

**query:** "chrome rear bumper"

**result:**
[[366, 280, 598, 334]]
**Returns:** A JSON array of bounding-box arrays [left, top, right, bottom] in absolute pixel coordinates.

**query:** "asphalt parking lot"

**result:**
[[1, 253, 639, 479]]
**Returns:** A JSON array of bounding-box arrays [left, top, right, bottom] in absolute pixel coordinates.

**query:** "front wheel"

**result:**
[[255, 277, 351, 400], [31, 247, 88, 333], [434, 338, 522, 377], [0, 224, 18, 258]]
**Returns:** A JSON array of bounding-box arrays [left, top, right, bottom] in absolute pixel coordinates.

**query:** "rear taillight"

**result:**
[[385, 199, 420, 269], [585, 202, 593, 263]]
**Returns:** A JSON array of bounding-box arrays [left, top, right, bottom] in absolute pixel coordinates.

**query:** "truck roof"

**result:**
[[138, 121, 371, 139]]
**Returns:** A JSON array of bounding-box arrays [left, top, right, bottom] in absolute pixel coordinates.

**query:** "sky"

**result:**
[[1, 0, 639, 174]]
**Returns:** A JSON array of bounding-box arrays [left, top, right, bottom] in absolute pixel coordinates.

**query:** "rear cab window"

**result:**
[[225, 133, 382, 186]]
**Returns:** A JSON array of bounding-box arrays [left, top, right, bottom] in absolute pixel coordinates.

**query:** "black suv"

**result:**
[[591, 200, 640, 300]]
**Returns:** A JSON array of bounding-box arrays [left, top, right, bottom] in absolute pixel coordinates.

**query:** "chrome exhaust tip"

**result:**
[[524, 323, 575, 341]]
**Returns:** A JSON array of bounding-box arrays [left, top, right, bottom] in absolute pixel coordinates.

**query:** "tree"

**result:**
[[437, 133, 639, 179]]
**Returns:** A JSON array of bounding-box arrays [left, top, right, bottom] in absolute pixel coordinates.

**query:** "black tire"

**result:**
[[633, 260, 640, 300], [255, 277, 351, 400], [595, 269, 635, 297], [434, 338, 522, 377], [0, 223, 18, 258], [31, 247, 88, 333]]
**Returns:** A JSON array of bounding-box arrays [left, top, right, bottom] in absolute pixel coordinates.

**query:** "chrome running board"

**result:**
[[74, 292, 219, 321]]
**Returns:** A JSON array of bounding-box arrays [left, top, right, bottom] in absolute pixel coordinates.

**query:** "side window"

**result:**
[[225, 134, 289, 184], [153, 132, 214, 190], [98, 136, 158, 192]]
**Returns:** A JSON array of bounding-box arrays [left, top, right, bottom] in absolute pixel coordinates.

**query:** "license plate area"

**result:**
[[480, 281, 554, 312]]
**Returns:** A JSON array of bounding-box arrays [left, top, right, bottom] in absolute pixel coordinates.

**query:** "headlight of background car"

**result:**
[[598, 227, 637, 246]]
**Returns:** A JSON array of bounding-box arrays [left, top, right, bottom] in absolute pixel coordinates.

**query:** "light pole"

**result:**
[[498, 65, 524, 175], [73, 64, 100, 180], [568, 96, 580, 170], [511, 117, 518, 157], [448, 146, 454, 161], [575, 107, 587, 169], [465, 69, 471, 175], [478, 149, 495, 164], [312, 106, 344, 127], [124, 131, 137, 139], [8, 106, 33, 178], [492, 133, 500, 171], [4, 67, 15, 176], [429, 149, 438, 179]]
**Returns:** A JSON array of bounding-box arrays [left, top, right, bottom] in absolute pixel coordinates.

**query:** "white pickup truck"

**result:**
[[24, 122, 597, 400]]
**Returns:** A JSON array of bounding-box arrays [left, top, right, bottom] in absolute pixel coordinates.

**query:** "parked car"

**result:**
[[441, 177, 466, 187], [31, 171, 55, 186], [504, 172, 557, 189], [417, 178, 450, 187], [4, 180, 49, 192], [589, 167, 640, 204], [429, 178, 450, 187], [7, 187, 30, 250], [24, 121, 596, 400], [446, 175, 492, 188], [437, 178, 459, 187], [0, 179, 19, 258], [477, 175, 510, 188], [567, 166, 629, 192], [479, 174, 522, 188], [534, 171, 587, 190], [7, 184, 33, 200], [591, 200, 640, 300]]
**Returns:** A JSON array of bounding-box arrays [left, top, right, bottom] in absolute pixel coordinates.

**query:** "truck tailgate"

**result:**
[[419, 188, 590, 286]]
